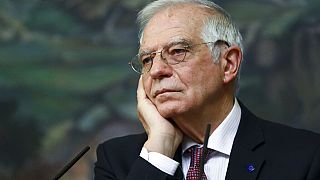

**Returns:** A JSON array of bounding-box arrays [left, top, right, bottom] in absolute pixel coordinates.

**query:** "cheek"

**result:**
[[183, 63, 222, 97], [184, 63, 214, 87], [178, 68, 206, 101]]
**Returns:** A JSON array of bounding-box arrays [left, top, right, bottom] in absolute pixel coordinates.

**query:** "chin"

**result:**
[[156, 101, 187, 119]]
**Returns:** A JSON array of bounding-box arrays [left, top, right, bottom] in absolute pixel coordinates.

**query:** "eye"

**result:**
[[168, 46, 188, 57], [170, 48, 187, 55], [140, 55, 153, 65]]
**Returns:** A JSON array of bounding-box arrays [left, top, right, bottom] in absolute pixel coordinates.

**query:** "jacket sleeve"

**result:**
[[306, 143, 320, 180], [94, 143, 175, 180], [94, 144, 117, 180]]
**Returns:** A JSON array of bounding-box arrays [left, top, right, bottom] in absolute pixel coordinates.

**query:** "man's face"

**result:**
[[141, 5, 225, 119]]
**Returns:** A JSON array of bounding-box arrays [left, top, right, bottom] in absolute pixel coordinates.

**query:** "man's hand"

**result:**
[[137, 77, 183, 158]]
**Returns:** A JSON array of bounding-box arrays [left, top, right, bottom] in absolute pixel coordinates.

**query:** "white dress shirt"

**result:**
[[140, 99, 241, 180]]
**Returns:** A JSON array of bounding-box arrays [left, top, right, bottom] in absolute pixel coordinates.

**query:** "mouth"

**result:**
[[153, 89, 180, 98]]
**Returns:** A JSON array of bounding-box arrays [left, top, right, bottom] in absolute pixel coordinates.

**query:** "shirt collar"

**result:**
[[181, 99, 241, 156]]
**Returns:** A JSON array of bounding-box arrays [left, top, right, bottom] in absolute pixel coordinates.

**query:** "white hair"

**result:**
[[137, 0, 244, 62]]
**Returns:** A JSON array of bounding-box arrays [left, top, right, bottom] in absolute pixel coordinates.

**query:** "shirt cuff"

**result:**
[[140, 147, 179, 175]]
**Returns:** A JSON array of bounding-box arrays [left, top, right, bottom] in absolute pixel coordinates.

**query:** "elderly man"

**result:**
[[95, 0, 320, 179]]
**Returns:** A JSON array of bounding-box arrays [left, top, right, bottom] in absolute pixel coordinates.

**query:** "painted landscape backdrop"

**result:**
[[1, 0, 319, 179]]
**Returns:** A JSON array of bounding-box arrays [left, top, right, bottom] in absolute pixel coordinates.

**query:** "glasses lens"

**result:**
[[164, 45, 187, 65], [130, 55, 144, 74]]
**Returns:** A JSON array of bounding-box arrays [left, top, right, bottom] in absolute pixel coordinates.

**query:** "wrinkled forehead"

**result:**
[[140, 4, 209, 50]]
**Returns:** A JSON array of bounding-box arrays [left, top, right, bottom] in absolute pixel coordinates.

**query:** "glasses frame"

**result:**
[[129, 40, 230, 74]]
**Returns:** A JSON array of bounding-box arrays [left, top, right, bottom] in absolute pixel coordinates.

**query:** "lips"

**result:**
[[153, 88, 180, 98]]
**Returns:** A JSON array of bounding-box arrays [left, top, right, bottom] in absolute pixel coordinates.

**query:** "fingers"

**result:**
[[137, 76, 150, 103], [137, 76, 144, 101], [136, 76, 152, 134]]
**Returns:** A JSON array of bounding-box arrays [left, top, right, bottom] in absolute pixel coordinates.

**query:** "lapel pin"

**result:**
[[247, 164, 255, 173]]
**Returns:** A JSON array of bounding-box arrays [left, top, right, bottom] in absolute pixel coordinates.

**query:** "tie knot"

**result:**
[[186, 146, 213, 168]]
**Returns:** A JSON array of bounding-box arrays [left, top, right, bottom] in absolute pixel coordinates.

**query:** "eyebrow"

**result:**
[[138, 37, 193, 56], [166, 37, 192, 47]]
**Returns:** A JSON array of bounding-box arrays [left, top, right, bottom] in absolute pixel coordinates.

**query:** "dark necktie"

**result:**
[[186, 146, 212, 180]]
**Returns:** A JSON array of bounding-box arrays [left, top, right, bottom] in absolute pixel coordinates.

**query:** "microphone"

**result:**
[[52, 145, 90, 180], [198, 124, 211, 180]]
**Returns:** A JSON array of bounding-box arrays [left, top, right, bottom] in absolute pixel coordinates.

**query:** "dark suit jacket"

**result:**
[[94, 105, 320, 180]]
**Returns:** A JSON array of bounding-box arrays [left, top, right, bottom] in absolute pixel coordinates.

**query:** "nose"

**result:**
[[148, 54, 173, 79]]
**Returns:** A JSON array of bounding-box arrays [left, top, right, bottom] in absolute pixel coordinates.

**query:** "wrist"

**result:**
[[144, 134, 178, 158]]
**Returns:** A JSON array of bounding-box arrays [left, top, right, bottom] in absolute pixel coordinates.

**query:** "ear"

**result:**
[[221, 46, 242, 84]]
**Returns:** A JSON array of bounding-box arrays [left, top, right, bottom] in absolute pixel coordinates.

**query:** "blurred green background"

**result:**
[[0, 0, 319, 179]]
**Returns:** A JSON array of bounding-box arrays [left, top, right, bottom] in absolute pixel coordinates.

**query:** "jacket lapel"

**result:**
[[225, 103, 266, 180]]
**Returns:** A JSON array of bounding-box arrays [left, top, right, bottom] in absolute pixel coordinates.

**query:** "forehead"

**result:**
[[141, 4, 208, 50]]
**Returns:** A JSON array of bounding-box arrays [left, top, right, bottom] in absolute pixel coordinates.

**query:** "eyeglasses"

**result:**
[[129, 40, 230, 74]]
